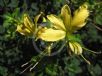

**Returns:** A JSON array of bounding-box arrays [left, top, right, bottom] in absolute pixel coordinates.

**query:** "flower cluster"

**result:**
[[16, 3, 102, 73], [18, 4, 102, 72], [17, 3, 89, 55], [38, 3, 89, 55]]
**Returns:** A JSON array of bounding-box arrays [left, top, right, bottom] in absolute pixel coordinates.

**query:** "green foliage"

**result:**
[[0, 66, 8, 76], [95, 14, 102, 25], [0, 0, 102, 76]]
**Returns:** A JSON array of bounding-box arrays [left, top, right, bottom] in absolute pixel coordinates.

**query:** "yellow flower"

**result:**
[[38, 3, 89, 55], [38, 27, 66, 41], [16, 13, 42, 36], [69, 41, 82, 55], [16, 14, 34, 36]]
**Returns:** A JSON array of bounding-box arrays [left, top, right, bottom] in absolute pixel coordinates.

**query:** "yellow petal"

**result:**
[[69, 42, 82, 55], [24, 14, 35, 32], [43, 17, 47, 22], [47, 14, 66, 31], [74, 42, 83, 54], [16, 25, 22, 33], [34, 12, 43, 26], [61, 4, 71, 30], [38, 28, 66, 41], [16, 25, 31, 35], [69, 42, 75, 53], [71, 4, 89, 30], [71, 22, 86, 32]]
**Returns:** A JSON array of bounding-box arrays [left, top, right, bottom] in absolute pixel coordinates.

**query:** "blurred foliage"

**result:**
[[0, 0, 102, 76]]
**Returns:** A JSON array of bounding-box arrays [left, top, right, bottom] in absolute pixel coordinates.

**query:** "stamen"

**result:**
[[20, 64, 33, 74], [30, 62, 39, 71], [21, 61, 30, 67], [82, 47, 101, 54], [80, 54, 91, 65]]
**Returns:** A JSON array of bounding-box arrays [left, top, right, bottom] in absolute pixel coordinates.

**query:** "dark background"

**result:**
[[0, 0, 102, 76]]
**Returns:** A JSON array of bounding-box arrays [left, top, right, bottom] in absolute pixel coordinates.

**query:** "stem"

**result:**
[[56, 41, 67, 53], [82, 47, 101, 54]]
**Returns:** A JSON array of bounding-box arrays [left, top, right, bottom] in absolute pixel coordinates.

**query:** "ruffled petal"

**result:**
[[61, 4, 71, 30], [38, 28, 66, 41], [71, 4, 89, 30], [34, 12, 43, 27], [23, 14, 35, 32], [69, 42, 82, 55], [47, 14, 66, 31], [16, 24, 32, 35]]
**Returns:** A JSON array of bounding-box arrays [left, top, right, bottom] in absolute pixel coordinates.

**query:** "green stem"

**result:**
[[82, 47, 101, 54], [55, 40, 67, 53]]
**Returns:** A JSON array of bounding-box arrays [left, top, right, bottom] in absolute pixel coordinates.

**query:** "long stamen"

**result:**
[[82, 47, 101, 54], [20, 64, 33, 74], [30, 62, 39, 71], [21, 61, 30, 67], [80, 54, 91, 65]]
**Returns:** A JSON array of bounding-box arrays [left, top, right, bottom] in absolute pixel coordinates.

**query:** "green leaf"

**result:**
[[94, 13, 102, 25], [0, 26, 5, 34], [45, 64, 57, 76], [0, 0, 4, 6], [67, 34, 81, 43], [93, 64, 102, 75], [8, 0, 18, 8], [0, 66, 8, 76]]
